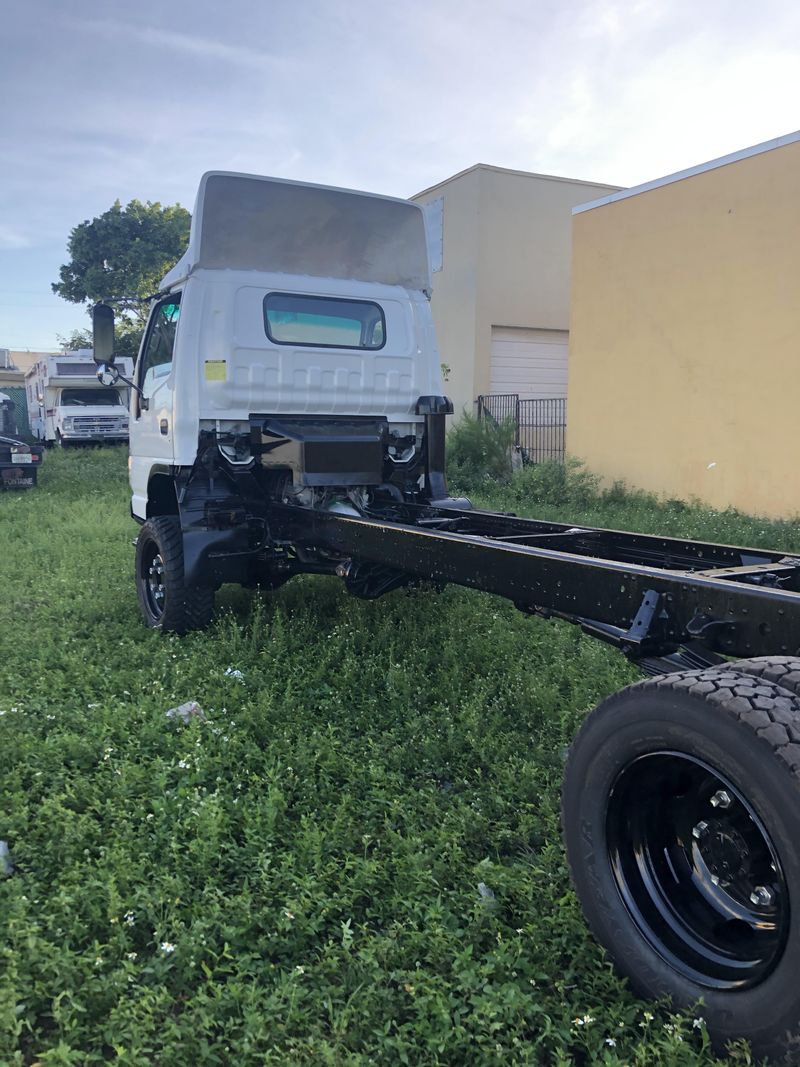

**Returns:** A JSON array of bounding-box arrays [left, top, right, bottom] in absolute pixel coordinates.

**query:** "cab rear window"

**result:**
[[264, 293, 385, 350]]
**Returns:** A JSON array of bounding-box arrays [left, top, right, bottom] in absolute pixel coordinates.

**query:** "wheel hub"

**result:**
[[145, 551, 166, 617], [607, 751, 789, 989], [695, 820, 750, 886]]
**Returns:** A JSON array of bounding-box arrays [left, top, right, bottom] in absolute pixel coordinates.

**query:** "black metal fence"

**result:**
[[476, 393, 566, 464]]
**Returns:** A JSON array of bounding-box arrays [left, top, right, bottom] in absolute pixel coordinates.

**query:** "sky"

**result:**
[[2, 0, 799, 351]]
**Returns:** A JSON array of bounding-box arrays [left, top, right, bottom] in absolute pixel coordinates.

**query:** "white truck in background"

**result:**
[[26, 350, 132, 446]]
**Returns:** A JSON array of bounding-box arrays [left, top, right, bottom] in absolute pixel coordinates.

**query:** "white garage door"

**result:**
[[490, 326, 568, 399]]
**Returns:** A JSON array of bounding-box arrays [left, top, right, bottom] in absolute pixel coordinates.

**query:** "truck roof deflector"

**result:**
[[161, 172, 431, 291]]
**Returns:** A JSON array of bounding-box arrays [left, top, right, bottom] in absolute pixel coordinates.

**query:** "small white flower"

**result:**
[[294, 965, 305, 975], [126, 951, 137, 961], [283, 909, 295, 921], [160, 941, 176, 954], [146, 813, 154, 821], [643, 1011, 654, 1022], [124, 912, 135, 926], [94, 956, 103, 967], [605, 1038, 617, 1047], [177, 759, 190, 769], [693, 1017, 705, 1030]]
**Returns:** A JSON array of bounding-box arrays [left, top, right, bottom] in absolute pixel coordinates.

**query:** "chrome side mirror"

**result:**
[[96, 363, 120, 387]]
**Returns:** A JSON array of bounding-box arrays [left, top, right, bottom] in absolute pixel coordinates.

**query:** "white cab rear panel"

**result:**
[[171, 270, 442, 465]]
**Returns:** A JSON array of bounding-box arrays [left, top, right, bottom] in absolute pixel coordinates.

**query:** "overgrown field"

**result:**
[[3, 448, 797, 1065]]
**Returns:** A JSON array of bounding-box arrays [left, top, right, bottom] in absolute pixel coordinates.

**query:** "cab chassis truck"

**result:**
[[95, 173, 800, 1062]]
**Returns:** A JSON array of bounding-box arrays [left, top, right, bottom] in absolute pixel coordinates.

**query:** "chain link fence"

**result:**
[[0, 386, 31, 439]]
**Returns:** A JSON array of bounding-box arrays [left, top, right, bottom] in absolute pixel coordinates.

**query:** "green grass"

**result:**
[[1, 449, 787, 1065]]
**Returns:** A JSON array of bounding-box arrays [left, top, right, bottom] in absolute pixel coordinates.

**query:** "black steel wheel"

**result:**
[[607, 750, 788, 989], [562, 667, 800, 1063], [135, 516, 214, 634]]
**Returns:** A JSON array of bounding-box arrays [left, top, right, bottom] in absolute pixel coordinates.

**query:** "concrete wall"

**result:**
[[413, 166, 620, 417], [568, 135, 800, 519]]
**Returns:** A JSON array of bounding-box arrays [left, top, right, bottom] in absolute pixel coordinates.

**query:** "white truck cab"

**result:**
[[26, 351, 132, 446], [93, 172, 456, 631], [121, 172, 445, 520]]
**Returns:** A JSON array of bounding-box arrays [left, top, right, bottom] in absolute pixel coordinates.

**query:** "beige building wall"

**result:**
[[413, 168, 482, 418], [413, 166, 620, 418], [568, 133, 800, 519]]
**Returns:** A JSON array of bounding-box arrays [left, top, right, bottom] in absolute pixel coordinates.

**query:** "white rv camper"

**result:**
[[26, 350, 132, 446]]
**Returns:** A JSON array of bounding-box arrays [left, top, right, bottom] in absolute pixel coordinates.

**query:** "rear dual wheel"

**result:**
[[135, 517, 215, 634], [563, 665, 800, 1063]]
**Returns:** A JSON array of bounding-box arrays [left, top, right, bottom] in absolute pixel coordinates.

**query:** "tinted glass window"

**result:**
[[61, 388, 121, 406], [140, 297, 181, 395], [264, 293, 385, 350]]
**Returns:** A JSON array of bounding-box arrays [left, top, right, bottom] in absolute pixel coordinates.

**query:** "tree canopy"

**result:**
[[53, 198, 190, 315], [53, 198, 191, 356], [56, 320, 145, 362]]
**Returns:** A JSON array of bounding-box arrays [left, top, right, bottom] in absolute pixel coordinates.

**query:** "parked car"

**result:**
[[0, 419, 43, 488]]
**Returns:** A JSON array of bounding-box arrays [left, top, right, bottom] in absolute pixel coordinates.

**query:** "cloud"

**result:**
[[3, 0, 800, 348], [72, 17, 286, 72], [0, 226, 31, 251]]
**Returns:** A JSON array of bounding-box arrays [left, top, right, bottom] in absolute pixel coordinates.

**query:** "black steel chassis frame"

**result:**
[[265, 500, 800, 669], [168, 405, 800, 672]]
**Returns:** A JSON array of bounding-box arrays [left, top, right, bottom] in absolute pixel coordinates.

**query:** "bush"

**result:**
[[509, 457, 600, 508], [446, 414, 517, 486]]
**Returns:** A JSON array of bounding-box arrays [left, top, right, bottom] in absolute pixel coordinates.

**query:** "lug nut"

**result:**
[[710, 789, 732, 809], [692, 821, 709, 840], [750, 885, 774, 907]]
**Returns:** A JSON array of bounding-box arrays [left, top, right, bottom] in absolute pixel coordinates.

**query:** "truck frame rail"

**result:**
[[265, 500, 800, 670]]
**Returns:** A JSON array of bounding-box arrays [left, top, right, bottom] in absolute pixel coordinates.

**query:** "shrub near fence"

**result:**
[[476, 394, 566, 464]]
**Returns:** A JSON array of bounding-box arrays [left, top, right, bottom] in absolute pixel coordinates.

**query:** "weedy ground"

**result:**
[[3, 448, 796, 1066]]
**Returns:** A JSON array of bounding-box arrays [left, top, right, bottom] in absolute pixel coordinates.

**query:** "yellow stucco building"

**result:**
[[568, 130, 800, 518]]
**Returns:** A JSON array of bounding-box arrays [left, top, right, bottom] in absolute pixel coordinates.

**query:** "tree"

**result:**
[[53, 199, 191, 355], [57, 328, 93, 352], [57, 320, 144, 361]]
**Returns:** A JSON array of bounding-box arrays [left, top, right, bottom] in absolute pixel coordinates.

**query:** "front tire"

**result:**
[[562, 668, 800, 1063], [135, 517, 214, 634]]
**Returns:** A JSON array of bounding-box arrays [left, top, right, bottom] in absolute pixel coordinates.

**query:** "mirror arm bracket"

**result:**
[[116, 371, 144, 398]]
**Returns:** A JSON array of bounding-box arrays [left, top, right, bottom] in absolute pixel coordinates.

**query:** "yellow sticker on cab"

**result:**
[[204, 360, 227, 381]]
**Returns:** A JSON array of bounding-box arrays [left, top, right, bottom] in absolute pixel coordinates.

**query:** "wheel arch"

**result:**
[[146, 469, 179, 518]]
